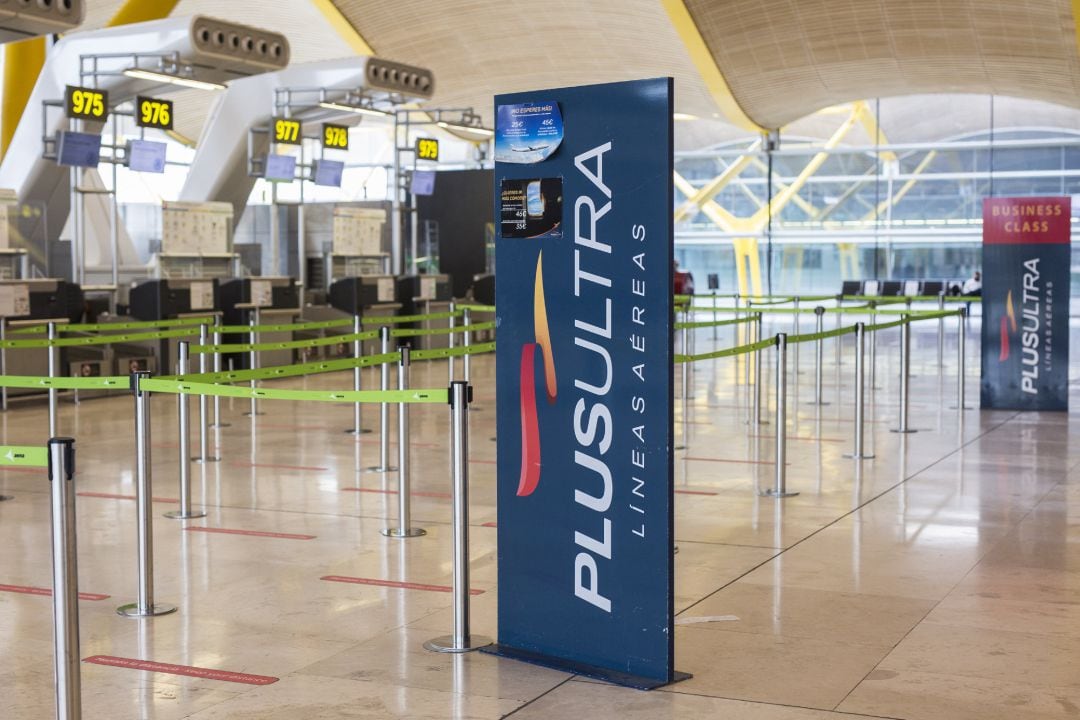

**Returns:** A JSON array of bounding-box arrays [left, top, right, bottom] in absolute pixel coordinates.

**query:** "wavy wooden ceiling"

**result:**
[[682, 0, 1080, 128]]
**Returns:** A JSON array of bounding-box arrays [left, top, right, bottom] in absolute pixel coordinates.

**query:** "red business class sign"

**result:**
[[983, 197, 1071, 244]]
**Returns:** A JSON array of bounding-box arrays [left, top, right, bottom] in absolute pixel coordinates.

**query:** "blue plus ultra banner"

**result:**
[[490, 78, 677, 688], [981, 196, 1071, 410]]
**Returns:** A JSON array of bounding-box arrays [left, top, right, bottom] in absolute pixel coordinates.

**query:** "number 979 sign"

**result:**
[[416, 137, 439, 161]]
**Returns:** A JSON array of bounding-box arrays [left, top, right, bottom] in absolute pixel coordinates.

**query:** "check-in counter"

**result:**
[[328, 276, 402, 356], [0, 279, 84, 405], [220, 278, 301, 370]]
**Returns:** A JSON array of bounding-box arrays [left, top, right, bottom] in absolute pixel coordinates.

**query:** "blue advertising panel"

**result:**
[[57, 131, 101, 168], [489, 78, 679, 688], [981, 197, 1071, 410]]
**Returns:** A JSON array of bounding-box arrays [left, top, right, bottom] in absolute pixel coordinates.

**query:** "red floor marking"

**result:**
[[77, 492, 179, 504], [750, 434, 844, 443], [0, 583, 110, 601], [683, 456, 790, 466], [83, 655, 278, 686], [340, 487, 451, 499], [469, 459, 496, 465], [674, 489, 719, 496], [185, 527, 315, 541], [231, 462, 328, 472], [481, 521, 498, 528], [321, 575, 484, 595]]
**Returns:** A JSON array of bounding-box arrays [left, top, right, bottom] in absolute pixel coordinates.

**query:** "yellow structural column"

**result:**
[[107, 0, 181, 27], [1, 37, 46, 158]]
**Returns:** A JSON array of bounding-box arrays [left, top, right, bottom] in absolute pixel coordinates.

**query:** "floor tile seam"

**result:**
[[673, 539, 783, 550], [675, 411, 1020, 618], [496, 676, 576, 718], [657, 684, 907, 719], [830, 438, 1080, 712]]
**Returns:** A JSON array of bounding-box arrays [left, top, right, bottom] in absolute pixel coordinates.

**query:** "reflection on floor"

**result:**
[[1, 317, 1077, 719]]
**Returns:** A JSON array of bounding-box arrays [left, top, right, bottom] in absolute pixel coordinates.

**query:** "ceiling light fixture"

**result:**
[[317, 101, 389, 117], [122, 68, 227, 92], [673, 112, 697, 121], [437, 120, 494, 137]]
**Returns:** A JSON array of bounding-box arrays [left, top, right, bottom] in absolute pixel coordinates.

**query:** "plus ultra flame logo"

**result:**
[[517, 252, 556, 496], [998, 290, 1018, 361]]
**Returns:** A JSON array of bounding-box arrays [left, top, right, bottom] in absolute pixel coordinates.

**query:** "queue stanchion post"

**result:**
[[194, 323, 218, 462], [891, 320, 917, 434], [165, 342, 205, 521], [751, 314, 766, 426], [382, 345, 425, 538], [48, 321, 58, 437], [209, 319, 228, 428], [463, 308, 471, 383], [844, 323, 874, 460], [365, 327, 397, 473], [1, 319, 7, 411], [711, 291, 718, 341], [48, 437, 81, 720], [955, 308, 967, 411], [810, 306, 828, 405], [792, 297, 800, 375], [425, 381, 492, 653], [937, 294, 946, 368], [676, 325, 689, 450], [448, 301, 457, 383], [118, 371, 177, 618], [760, 333, 797, 498], [869, 305, 878, 390], [345, 315, 367, 435], [244, 308, 264, 417]]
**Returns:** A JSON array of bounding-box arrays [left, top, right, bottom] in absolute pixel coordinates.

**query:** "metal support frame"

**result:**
[[117, 371, 177, 618], [381, 346, 424, 538], [425, 381, 492, 653], [209, 319, 229, 429], [463, 307, 471, 382], [243, 308, 264, 417], [448, 300, 456, 383]]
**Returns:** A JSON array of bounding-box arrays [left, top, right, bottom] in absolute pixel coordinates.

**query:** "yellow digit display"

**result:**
[[322, 124, 349, 150], [416, 137, 439, 161], [273, 117, 302, 145], [135, 96, 173, 130], [65, 86, 109, 121]]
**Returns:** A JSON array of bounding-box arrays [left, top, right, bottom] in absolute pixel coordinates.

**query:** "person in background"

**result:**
[[962, 270, 981, 296]]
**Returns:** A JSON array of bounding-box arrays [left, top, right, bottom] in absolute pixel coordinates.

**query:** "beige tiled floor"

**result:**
[[1, 317, 1078, 718]]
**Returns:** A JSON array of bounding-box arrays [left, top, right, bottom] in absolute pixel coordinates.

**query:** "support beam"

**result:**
[[660, 0, 766, 133], [673, 139, 760, 222], [107, 0, 181, 27], [310, 0, 376, 54], [1, 38, 45, 159], [861, 150, 938, 222]]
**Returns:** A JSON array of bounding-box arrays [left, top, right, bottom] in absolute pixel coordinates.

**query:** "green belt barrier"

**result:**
[[167, 352, 401, 385], [458, 303, 496, 313], [674, 315, 758, 330], [786, 324, 857, 345], [140, 377, 448, 404], [0, 326, 200, 349], [843, 295, 981, 303], [0, 375, 127, 390], [875, 308, 961, 319], [362, 310, 462, 325], [391, 321, 496, 338], [413, 341, 496, 362], [216, 318, 353, 334], [0, 445, 47, 467], [192, 330, 380, 354], [676, 336, 776, 364], [866, 317, 908, 333], [10, 315, 213, 335]]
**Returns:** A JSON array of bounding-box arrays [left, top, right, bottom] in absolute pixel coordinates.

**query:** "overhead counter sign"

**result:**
[[323, 123, 349, 150], [65, 86, 108, 122], [272, 117, 302, 145], [135, 97, 173, 130], [415, 137, 439, 161], [490, 78, 681, 689], [981, 196, 1071, 410]]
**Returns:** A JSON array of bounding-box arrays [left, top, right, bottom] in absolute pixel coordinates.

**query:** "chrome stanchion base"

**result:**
[[208, 422, 231, 429], [758, 489, 799, 498], [381, 527, 426, 538], [163, 509, 207, 520], [843, 453, 876, 460], [242, 412, 266, 417], [806, 400, 830, 406], [363, 465, 398, 473], [889, 428, 918, 434], [0, 494, 13, 501], [344, 428, 373, 435], [116, 602, 178, 618], [193, 456, 221, 463], [424, 634, 493, 654]]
